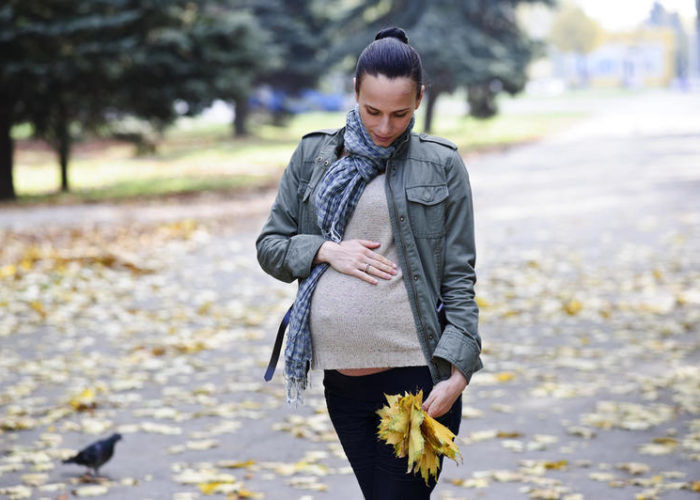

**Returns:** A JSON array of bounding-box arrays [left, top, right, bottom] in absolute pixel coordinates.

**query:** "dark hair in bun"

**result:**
[[355, 26, 422, 99], [375, 26, 409, 44]]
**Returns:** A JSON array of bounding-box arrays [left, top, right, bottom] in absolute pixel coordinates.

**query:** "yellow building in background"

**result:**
[[555, 27, 677, 88], [592, 28, 676, 87]]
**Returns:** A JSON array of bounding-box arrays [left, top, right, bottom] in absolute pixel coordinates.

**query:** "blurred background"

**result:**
[[1, 0, 697, 203]]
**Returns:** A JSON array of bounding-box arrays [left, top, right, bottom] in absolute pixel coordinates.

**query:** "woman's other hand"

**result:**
[[314, 239, 397, 285], [422, 365, 467, 418]]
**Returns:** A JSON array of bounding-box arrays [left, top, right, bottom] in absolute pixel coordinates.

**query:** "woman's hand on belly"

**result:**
[[313, 239, 397, 285]]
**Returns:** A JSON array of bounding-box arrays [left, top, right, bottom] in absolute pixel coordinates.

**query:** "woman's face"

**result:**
[[354, 74, 424, 147]]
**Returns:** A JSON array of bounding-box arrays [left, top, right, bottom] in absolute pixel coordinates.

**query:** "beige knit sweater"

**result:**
[[309, 174, 426, 370]]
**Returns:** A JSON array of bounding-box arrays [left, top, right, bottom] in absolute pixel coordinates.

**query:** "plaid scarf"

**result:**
[[284, 105, 415, 405]]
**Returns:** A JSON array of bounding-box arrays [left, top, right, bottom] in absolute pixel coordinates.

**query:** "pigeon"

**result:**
[[62, 433, 122, 477]]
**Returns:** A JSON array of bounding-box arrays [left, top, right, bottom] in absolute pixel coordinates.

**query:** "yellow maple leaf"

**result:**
[[377, 390, 461, 485], [219, 460, 256, 469], [544, 459, 568, 470], [199, 482, 224, 494], [422, 414, 460, 462], [475, 296, 490, 307], [0, 264, 16, 279], [30, 300, 47, 319], [235, 489, 263, 499], [496, 431, 522, 438], [495, 372, 515, 382], [563, 299, 582, 315], [415, 445, 440, 484], [68, 388, 97, 411], [407, 400, 425, 467]]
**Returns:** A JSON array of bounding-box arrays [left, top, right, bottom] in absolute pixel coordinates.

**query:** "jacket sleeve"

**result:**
[[255, 141, 326, 283], [432, 149, 483, 384]]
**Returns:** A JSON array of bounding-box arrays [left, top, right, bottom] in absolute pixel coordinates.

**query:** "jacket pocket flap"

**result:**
[[405, 184, 449, 206]]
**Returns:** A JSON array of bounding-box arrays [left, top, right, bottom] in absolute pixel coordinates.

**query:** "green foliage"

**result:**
[[232, 0, 331, 127], [0, 0, 276, 196], [549, 3, 602, 54], [0, 0, 561, 199], [243, 0, 326, 94], [324, 0, 424, 65], [323, 0, 552, 126], [407, 0, 552, 125]]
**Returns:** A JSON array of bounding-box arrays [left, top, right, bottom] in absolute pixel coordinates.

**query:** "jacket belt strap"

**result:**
[[264, 304, 293, 381]]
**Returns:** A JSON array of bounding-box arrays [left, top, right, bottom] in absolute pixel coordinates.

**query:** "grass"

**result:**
[[432, 111, 582, 152], [8, 93, 588, 205]]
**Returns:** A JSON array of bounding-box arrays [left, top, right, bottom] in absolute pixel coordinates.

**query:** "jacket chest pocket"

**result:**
[[405, 184, 449, 238]]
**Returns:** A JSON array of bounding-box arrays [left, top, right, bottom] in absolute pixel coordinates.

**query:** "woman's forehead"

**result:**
[[357, 74, 417, 109]]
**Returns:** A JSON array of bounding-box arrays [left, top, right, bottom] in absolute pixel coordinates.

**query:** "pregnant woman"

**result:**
[[256, 26, 483, 499]]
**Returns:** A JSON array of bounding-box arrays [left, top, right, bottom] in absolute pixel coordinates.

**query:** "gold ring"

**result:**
[[365, 263, 371, 273]]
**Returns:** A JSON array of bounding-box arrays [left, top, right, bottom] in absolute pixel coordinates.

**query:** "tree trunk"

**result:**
[[467, 83, 498, 119], [0, 99, 15, 200], [59, 132, 70, 192], [423, 89, 441, 134], [233, 97, 249, 137], [55, 100, 71, 192]]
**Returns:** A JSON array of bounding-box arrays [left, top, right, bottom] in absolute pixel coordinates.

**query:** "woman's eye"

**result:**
[[394, 113, 407, 118], [367, 110, 379, 116]]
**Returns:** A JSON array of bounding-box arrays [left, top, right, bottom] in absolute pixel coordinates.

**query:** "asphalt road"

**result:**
[[0, 89, 698, 500]]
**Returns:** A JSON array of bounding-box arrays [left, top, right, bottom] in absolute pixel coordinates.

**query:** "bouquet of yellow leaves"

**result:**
[[376, 390, 462, 484]]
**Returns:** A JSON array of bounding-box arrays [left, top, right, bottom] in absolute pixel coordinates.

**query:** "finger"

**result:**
[[351, 268, 378, 285], [359, 253, 396, 275], [422, 391, 436, 412], [368, 257, 397, 277], [424, 394, 443, 418], [365, 262, 393, 280], [429, 405, 446, 418], [357, 239, 381, 248], [366, 250, 397, 270]]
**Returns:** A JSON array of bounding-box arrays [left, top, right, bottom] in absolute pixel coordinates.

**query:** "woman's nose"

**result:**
[[377, 117, 391, 135]]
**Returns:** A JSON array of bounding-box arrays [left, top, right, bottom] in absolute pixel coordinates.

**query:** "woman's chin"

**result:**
[[373, 137, 393, 146]]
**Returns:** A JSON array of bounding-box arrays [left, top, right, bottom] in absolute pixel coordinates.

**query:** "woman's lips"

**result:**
[[374, 134, 392, 143]]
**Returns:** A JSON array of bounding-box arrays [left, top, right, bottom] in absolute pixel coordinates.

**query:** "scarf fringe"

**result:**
[[285, 373, 310, 407]]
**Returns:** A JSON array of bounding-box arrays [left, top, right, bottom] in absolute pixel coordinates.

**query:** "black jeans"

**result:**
[[323, 366, 462, 500]]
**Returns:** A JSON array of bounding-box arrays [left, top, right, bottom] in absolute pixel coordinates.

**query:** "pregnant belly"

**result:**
[[309, 265, 420, 364]]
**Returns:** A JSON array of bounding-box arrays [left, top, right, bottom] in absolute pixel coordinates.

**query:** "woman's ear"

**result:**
[[415, 84, 425, 109]]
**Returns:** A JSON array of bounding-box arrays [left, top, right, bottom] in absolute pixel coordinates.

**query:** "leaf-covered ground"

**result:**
[[1, 91, 698, 499]]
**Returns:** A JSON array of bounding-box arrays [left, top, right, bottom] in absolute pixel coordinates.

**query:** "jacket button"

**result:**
[[413, 275, 419, 281], [399, 216, 405, 222], [324, 160, 329, 166], [428, 334, 434, 340], [316, 156, 323, 162]]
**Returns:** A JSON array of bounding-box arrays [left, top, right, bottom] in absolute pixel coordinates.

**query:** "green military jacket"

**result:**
[[255, 126, 483, 384]]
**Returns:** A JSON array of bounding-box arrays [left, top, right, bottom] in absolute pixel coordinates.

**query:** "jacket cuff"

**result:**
[[285, 234, 327, 279], [432, 324, 484, 384]]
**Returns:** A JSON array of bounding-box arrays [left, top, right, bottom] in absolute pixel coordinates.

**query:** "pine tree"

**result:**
[[411, 0, 552, 129], [0, 0, 273, 199]]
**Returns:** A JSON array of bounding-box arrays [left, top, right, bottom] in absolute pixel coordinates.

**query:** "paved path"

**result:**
[[0, 89, 698, 500]]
